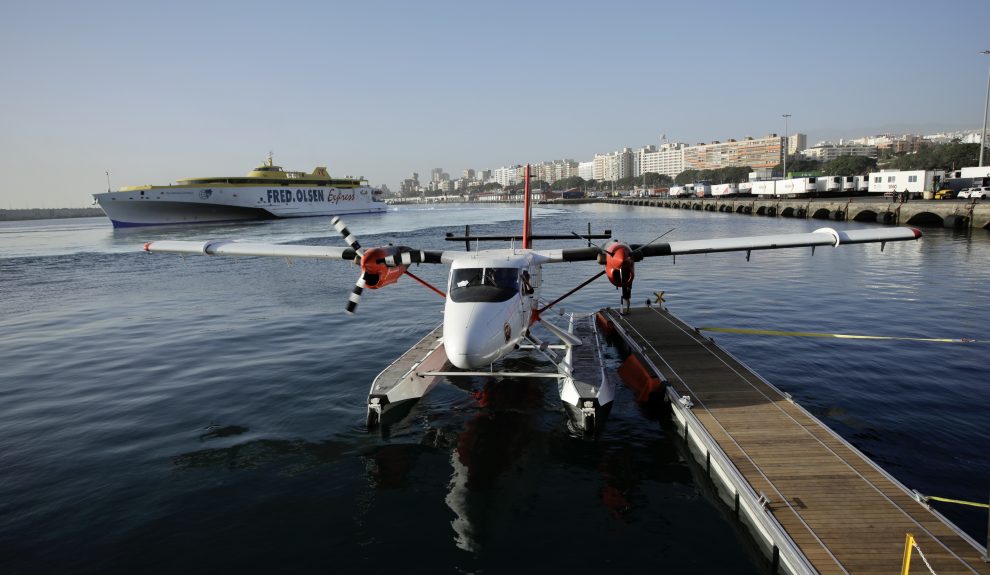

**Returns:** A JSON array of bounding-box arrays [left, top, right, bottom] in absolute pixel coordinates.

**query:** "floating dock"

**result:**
[[603, 306, 989, 574]]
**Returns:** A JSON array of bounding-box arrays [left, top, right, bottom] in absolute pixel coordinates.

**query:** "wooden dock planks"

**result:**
[[607, 306, 988, 575]]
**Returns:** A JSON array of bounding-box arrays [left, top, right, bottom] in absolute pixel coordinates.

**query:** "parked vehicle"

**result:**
[[841, 176, 857, 193], [934, 189, 955, 200], [816, 176, 842, 194], [711, 183, 739, 196], [957, 188, 972, 199], [867, 170, 944, 195], [969, 186, 990, 199]]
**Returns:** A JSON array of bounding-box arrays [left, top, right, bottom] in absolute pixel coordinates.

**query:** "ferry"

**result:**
[[94, 154, 386, 227]]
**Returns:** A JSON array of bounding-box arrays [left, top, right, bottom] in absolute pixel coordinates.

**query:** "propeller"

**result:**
[[332, 216, 368, 314], [330, 216, 444, 314], [572, 228, 674, 314]]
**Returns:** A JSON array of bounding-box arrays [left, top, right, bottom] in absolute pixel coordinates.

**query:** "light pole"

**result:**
[[782, 114, 791, 178], [980, 50, 990, 167]]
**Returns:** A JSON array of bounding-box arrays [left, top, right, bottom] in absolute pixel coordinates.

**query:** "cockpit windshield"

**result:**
[[449, 267, 520, 303]]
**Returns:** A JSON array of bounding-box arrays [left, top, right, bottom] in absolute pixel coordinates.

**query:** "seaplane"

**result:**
[[143, 166, 922, 433]]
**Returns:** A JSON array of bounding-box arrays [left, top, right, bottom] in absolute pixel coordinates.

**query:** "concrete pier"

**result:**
[[603, 197, 990, 230]]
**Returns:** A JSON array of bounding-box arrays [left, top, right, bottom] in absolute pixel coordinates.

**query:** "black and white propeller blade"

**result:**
[[332, 215, 363, 258], [347, 274, 366, 315], [331, 216, 369, 314]]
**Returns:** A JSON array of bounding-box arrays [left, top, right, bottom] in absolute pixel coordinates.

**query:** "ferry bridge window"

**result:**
[[449, 267, 520, 303]]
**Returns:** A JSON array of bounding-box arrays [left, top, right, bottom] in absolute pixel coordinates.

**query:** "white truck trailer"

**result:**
[[711, 183, 739, 196], [867, 170, 944, 195], [816, 176, 842, 194]]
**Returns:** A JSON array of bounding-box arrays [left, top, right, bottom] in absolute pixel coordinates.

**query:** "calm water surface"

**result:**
[[1, 205, 988, 573]]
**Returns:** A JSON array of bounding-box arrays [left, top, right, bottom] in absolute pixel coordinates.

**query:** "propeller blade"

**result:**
[[345, 273, 366, 315], [571, 231, 612, 254], [632, 228, 676, 256], [332, 216, 363, 256]]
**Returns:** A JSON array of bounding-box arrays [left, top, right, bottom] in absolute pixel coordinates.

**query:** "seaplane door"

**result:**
[[519, 265, 538, 322]]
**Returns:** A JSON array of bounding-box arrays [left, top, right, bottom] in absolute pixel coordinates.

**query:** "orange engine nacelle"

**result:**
[[604, 242, 635, 288], [359, 246, 408, 289]]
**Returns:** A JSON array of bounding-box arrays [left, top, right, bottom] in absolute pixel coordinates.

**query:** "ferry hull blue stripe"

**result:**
[[109, 209, 386, 228]]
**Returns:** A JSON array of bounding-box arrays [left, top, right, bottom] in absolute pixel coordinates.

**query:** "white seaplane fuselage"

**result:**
[[442, 250, 544, 369]]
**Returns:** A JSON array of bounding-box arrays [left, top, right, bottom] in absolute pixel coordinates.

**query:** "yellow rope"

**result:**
[[925, 496, 990, 509], [698, 326, 982, 344]]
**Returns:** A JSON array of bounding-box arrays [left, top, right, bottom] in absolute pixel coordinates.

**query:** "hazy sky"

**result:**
[[2, 0, 989, 208]]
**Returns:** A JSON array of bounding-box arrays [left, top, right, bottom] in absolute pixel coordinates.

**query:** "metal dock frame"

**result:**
[[607, 311, 817, 575]]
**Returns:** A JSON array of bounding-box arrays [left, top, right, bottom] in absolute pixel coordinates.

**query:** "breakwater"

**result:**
[[0, 208, 104, 221]]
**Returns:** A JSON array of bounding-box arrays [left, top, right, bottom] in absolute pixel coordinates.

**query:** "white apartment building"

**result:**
[[492, 165, 520, 187], [594, 148, 634, 182], [578, 161, 594, 181], [637, 142, 686, 177]]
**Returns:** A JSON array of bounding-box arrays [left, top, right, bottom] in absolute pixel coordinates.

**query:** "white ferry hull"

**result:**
[[94, 185, 385, 227]]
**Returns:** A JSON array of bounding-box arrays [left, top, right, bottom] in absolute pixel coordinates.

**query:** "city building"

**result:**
[[492, 165, 520, 187], [682, 134, 789, 171], [786, 134, 807, 155], [637, 142, 686, 177], [399, 172, 420, 196], [594, 148, 634, 182], [578, 161, 594, 181], [800, 143, 878, 161]]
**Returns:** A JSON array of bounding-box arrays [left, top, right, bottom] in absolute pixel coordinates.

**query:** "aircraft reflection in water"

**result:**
[[143, 164, 922, 434]]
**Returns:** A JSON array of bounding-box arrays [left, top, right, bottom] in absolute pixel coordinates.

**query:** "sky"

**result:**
[[1, 0, 989, 208]]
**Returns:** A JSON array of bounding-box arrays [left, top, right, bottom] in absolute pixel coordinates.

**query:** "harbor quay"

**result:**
[[600, 197, 990, 231], [385, 195, 990, 231]]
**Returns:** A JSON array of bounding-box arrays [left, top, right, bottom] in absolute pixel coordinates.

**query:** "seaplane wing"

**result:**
[[142, 239, 449, 263], [143, 239, 358, 259], [539, 226, 922, 262]]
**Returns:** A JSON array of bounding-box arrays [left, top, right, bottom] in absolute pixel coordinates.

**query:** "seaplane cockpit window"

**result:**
[[449, 267, 520, 303]]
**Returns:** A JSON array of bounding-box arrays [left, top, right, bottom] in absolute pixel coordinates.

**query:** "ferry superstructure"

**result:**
[[94, 155, 386, 227]]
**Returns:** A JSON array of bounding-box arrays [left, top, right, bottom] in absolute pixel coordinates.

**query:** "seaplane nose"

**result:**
[[444, 302, 510, 369], [445, 323, 498, 369]]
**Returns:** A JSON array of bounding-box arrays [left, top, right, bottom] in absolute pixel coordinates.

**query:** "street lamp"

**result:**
[[782, 114, 791, 178], [980, 50, 990, 167]]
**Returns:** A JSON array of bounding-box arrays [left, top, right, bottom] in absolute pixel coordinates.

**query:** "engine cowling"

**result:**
[[359, 246, 409, 289], [604, 242, 634, 288]]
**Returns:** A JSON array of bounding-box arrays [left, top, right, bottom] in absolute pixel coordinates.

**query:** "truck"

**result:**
[[711, 183, 739, 196], [943, 166, 990, 192], [866, 170, 944, 196], [750, 180, 777, 196], [778, 177, 817, 197], [855, 175, 869, 192], [841, 176, 856, 193], [750, 177, 817, 197], [694, 181, 712, 197], [816, 176, 842, 195]]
